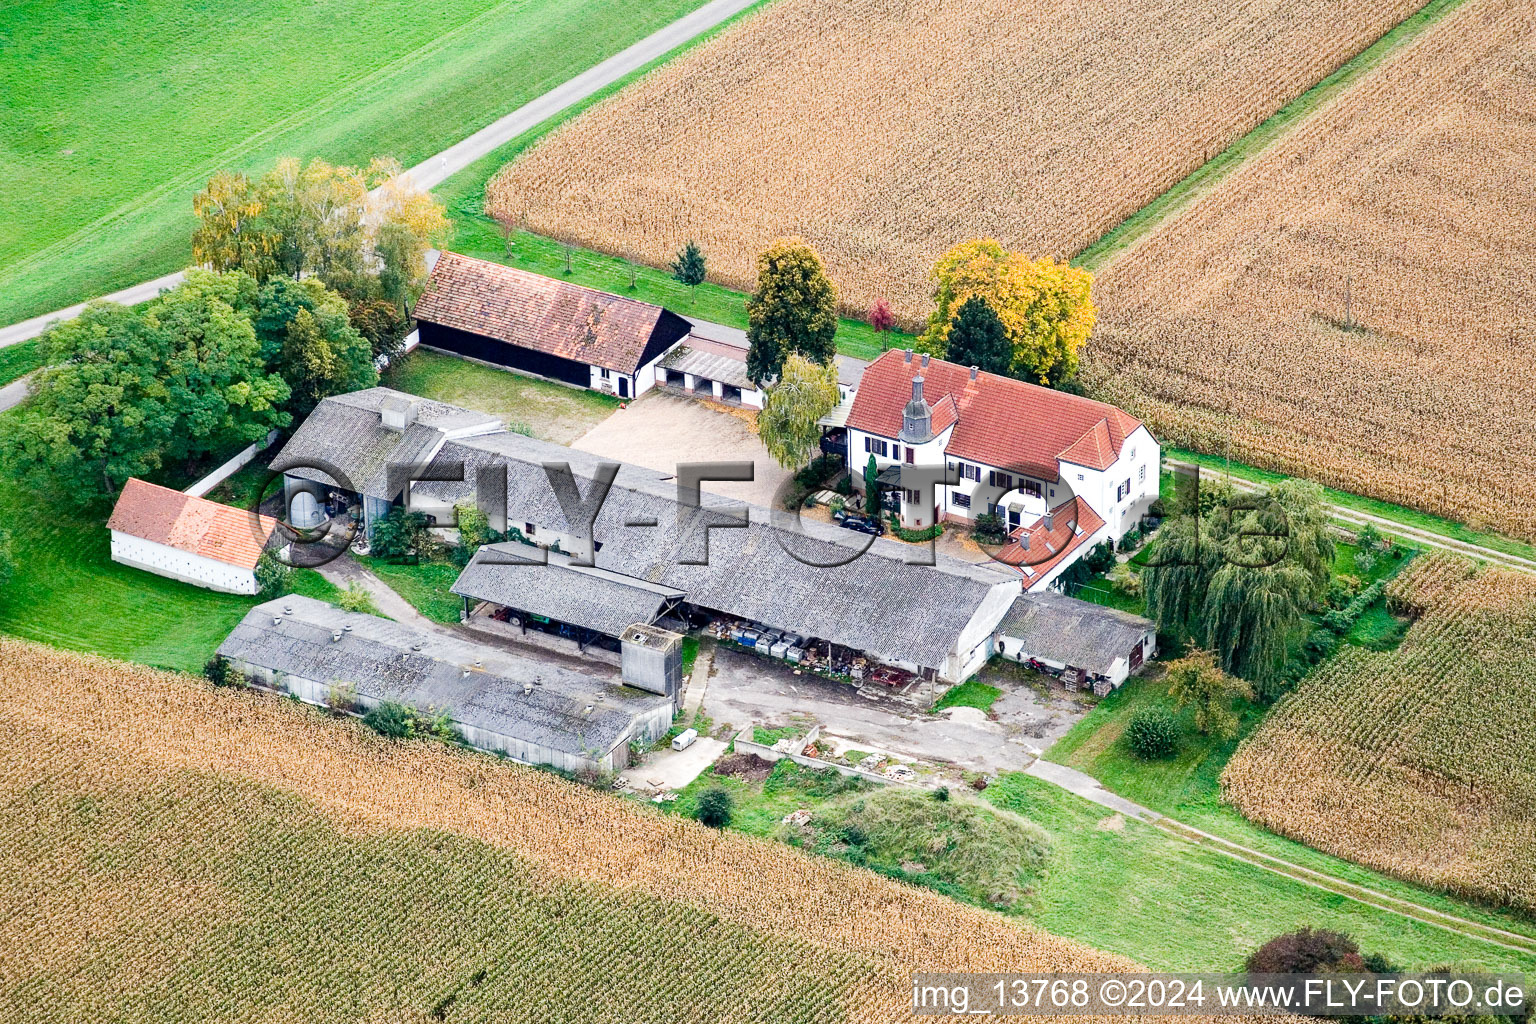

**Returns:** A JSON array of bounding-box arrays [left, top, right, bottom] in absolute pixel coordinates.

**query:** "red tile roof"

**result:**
[[413, 252, 685, 374], [847, 351, 1142, 480], [990, 495, 1106, 583], [107, 479, 277, 570]]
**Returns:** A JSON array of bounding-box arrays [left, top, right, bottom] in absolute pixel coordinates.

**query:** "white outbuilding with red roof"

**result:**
[[844, 349, 1160, 591], [107, 478, 279, 595]]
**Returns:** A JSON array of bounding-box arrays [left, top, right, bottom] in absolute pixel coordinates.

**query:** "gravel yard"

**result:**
[[572, 391, 792, 507]]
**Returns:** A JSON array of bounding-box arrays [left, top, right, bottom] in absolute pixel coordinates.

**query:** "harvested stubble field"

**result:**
[[0, 638, 1234, 1024], [1222, 553, 1536, 913], [1085, 0, 1536, 539], [486, 0, 1422, 324]]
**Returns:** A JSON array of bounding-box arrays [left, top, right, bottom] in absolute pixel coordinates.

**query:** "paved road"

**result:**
[[1023, 758, 1161, 822], [0, 375, 29, 413], [0, 0, 764, 351]]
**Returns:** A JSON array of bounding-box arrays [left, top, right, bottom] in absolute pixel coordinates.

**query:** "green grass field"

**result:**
[[0, 340, 41, 388], [0, 0, 713, 326], [0, 466, 338, 672], [666, 758, 1535, 970], [385, 348, 619, 444]]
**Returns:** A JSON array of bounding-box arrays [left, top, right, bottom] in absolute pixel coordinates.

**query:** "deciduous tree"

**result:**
[[757, 354, 841, 469], [918, 239, 1095, 386], [370, 159, 451, 309], [1, 273, 290, 501], [191, 171, 277, 280], [746, 238, 839, 385], [1164, 649, 1252, 739]]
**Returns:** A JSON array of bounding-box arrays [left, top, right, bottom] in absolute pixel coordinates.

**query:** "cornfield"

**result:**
[[1086, 0, 1536, 538], [0, 638, 1239, 1023], [1222, 552, 1536, 912], [485, 0, 1421, 326]]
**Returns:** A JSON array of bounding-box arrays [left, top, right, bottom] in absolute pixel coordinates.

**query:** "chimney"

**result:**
[[904, 348, 913, 363], [1021, 532, 1031, 550], [911, 375, 924, 405], [380, 395, 419, 431], [920, 352, 930, 368], [970, 365, 979, 380], [1044, 511, 1055, 532]]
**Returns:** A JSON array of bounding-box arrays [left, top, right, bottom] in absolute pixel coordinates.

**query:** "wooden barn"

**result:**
[[412, 252, 692, 400]]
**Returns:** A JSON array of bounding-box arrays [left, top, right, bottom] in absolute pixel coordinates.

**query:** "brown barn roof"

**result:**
[[413, 252, 685, 374], [107, 479, 277, 570], [848, 351, 1143, 480]]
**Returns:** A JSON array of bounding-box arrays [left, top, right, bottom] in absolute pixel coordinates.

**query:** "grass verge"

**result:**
[[1074, 0, 1471, 271], [0, 340, 41, 388], [1165, 447, 1536, 563]]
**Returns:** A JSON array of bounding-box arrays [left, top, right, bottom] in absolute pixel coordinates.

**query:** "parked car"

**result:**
[[839, 515, 884, 536]]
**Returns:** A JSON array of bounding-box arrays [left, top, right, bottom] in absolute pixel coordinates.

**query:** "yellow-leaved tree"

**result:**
[[917, 239, 1095, 386]]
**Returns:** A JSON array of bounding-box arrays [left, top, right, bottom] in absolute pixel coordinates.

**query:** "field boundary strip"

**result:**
[[1025, 760, 1536, 957], [1073, 0, 1471, 271], [1154, 820, 1536, 957], [1164, 458, 1536, 577]]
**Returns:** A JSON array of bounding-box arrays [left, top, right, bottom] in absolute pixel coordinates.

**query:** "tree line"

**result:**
[[2, 158, 448, 504]]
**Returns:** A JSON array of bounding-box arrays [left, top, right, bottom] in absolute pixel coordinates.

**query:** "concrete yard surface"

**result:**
[[700, 644, 1090, 776], [571, 391, 792, 508], [621, 736, 729, 793]]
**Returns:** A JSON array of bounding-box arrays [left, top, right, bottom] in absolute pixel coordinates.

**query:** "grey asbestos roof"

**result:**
[[218, 595, 669, 757], [997, 591, 1153, 675], [452, 542, 684, 637], [270, 388, 499, 498], [682, 318, 869, 388], [412, 430, 1017, 669], [659, 345, 755, 391]]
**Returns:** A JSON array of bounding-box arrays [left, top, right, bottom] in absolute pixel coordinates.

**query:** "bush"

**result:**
[[1245, 927, 1366, 974], [335, 581, 378, 615], [973, 512, 1006, 544], [1125, 707, 1180, 759], [254, 551, 292, 598], [362, 701, 416, 739], [834, 474, 853, 496], [203, 655, 233, 687], [695, 787, 734, 828], [886, 516, 943, 542], [362, 700, 459, 742], [933, 786, 950, 802], [1084, 540, 1117, 575], [1118, 527, 1142, 553]]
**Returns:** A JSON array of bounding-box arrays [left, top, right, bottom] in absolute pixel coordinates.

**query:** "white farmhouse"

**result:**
[[838, 349, 1160, 591], [107, 478, 278, 595]]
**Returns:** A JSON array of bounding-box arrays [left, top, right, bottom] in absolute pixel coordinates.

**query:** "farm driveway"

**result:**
[[571, 392, 791, 507], [699, 644, 1088, 775]]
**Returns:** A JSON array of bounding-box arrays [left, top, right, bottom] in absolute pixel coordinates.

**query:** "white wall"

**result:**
[[943, 579, 1022, 682], [110, 531, 260, 595]]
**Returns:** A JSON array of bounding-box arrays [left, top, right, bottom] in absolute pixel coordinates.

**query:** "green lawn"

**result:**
[[358, 557, 464, 623], [983, 773, 1533, 972], [0, 463, 338, 672], [1044, 674, 1536, 950], [0, 0, 716, 326], [932, 680, 1002, 713], [385, 348, 618, 444], [663, 756, 1535, 971]]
